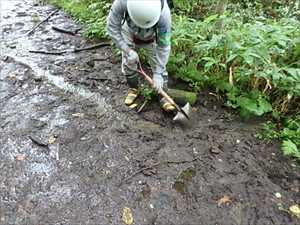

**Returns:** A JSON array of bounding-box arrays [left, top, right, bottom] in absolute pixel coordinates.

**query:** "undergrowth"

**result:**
[[258, 115, 300, 161], [47, 0, 300, 161]]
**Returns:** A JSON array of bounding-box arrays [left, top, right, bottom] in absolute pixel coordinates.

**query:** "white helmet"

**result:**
[[127, 0, 162, 29]]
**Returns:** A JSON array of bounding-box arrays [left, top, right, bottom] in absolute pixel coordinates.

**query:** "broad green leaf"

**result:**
[[282, 140, 300, 159]]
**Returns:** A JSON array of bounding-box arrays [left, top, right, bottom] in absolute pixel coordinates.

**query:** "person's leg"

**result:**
[[142, 42, 175, 112], [142, 42, 168, 89], [121, 23, 139, 105]]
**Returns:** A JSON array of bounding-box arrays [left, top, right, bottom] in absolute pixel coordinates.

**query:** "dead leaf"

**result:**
[[122, 207, 133, 225], [8, 73, 16, 79], [15, 154, 25, 161], [48, 136, 56, 144], [217, 195, 232, 206], [289, 204, 300, 218]]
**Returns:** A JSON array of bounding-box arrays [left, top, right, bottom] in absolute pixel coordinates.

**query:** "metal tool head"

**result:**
[[173, 102, 191, 122]]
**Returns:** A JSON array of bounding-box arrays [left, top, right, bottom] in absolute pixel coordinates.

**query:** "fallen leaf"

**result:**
[[122, 207, 133, 225], [289, 204, 300, 218], [48, 136, 56, 144], [217, 195, 232, 206], [15, 154, 25, 161], [8, 73, 16, 79]]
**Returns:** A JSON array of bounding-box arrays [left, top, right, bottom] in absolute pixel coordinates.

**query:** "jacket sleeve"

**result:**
[[106, 0, 129, 51], [154, 2, 172, 76]]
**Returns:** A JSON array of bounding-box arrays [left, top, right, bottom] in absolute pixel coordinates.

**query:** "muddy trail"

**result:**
[[0, 1, 299, 225]]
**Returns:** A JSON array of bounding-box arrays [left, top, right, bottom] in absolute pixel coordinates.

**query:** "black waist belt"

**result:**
[[133, 36, 155, 45]]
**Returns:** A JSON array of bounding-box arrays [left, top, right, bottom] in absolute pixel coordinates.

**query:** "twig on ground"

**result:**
[[119, 157, 200, 186], [137, 100, 148, 113], [73, 43, 111, 53], [27, 9, 59, 36], [29, 42, 111, 55], [51, 26, 77, 35], [28, 50, 65, 55]]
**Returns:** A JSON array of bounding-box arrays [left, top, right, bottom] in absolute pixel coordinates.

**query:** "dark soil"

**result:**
[[0, 1, 299, 225]]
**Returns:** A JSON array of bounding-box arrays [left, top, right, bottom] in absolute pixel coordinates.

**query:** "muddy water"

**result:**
[[1, 1, 299, 225]]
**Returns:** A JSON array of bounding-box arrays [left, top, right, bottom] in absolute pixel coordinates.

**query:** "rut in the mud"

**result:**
[[0, 1, 299, 225]]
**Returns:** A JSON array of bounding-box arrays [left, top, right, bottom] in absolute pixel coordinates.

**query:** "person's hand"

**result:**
[[153, 74, 164, 92], [126, 49, 139, 65]]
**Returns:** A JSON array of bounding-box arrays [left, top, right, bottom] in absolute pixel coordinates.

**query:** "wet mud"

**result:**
[[0, 1, 299, 225]]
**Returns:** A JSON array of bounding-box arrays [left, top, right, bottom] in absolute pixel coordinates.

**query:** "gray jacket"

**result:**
[[107, 0, 171, 76]]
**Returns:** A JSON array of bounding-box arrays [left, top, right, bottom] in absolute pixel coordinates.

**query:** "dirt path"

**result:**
[[0, 1, 299, 225]]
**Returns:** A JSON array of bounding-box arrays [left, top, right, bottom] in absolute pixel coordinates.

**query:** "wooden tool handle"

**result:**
[[136, 66, 181, 111]]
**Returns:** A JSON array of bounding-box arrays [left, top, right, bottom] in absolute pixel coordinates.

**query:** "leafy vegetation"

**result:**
[[48, 0, 111, 37], [47, 0, 300, 161], [258, 114, 300, 161]]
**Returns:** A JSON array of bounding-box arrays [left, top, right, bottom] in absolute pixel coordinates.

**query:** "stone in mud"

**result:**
[[29, 135, 48, 147], [15, 22, 25, 28], [3, 25, 12, 33], [17, 12, 27, 17], [210, 145, 222, 154]]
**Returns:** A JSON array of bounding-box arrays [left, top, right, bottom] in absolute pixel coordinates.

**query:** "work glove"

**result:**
[[126, 49, 139, 65], [153, 74, 164, 92]]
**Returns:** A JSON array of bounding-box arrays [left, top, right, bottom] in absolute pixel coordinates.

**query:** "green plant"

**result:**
[[259, 115, 300, 161], [48, 0, 111, 38], [139, 85, 156, 102]]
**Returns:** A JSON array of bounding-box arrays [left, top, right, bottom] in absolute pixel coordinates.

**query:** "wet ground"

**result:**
[[0, 1, 299, 224]]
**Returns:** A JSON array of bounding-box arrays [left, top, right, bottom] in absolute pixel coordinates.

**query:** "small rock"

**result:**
[[72, 113, 84, 118], [17, 12, 27, 17], [236, 139, 241, 144], [33, 77, 43, 82], [29, 135, 48, 147], [275, 192, 282, 198], [210, 146, 221, 154], [86, 60, 95, 68], [80, 136, 88, 141], [8, 44, 17, 49]]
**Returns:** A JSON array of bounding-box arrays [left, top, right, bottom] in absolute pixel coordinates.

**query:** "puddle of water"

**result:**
[[1, 0, 122, 120], [2, 137, 57, 177], [4, 55, 112, 115]]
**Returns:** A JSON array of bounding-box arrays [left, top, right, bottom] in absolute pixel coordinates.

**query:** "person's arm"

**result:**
[[106, 0, 130, 53]]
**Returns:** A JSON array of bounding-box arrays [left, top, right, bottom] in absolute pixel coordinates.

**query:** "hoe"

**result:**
[[136, 63, 191, 123]]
